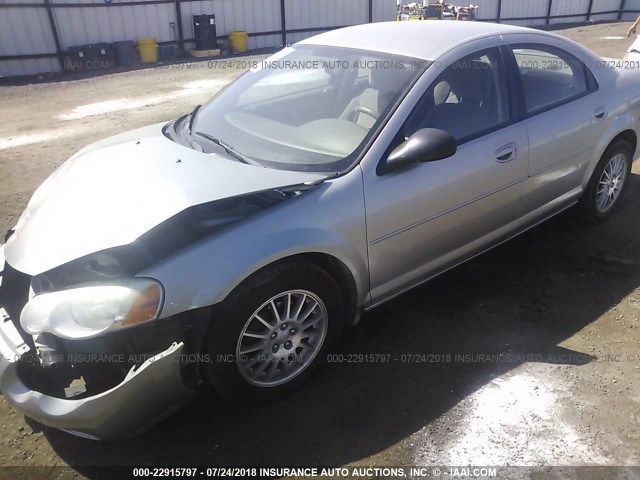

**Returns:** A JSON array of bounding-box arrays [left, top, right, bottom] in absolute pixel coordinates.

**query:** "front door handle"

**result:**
[[495, 143, 518, 163]]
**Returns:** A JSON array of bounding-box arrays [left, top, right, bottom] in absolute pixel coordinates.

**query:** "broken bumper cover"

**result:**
[[0, 318, 196, 440]]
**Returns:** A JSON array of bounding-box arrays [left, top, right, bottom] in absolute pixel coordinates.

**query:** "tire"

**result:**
[[201, 261, 344, 403], [579, 139, 633, 223]]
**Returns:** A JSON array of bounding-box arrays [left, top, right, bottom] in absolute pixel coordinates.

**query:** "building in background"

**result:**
[[2, 0, 638, 77], [0, 0, 397, 77]]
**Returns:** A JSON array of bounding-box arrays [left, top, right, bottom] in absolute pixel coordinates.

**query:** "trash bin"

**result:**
[[159, 44, 177, 61], [193, 14, 217, 50], [137, 37, 158, 63], [64, 43, 115, 71], [229, 31, 248, 53], [114, 41, 137, 66]]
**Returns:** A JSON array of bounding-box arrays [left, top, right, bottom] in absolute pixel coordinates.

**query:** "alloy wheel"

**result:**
[[236, 290, 328, 387], [596, 153, 627, 213]]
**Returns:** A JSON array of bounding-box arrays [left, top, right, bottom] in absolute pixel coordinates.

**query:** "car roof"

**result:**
[[298, 21, 542, 60]]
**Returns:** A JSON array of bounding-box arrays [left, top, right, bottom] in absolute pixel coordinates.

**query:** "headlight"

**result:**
[[20, 278, 163, 339]]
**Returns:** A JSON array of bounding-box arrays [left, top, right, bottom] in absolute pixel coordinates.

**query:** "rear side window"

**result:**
[[511, 45, 591, 114]]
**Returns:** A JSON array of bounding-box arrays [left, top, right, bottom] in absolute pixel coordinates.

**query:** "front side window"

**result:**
[[511, 45, 588, 114], [403, 47, 510, 143], [192, 46, 425, 172]]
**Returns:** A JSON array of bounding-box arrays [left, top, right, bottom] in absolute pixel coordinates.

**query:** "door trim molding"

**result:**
[[370, 175, 528, 245]]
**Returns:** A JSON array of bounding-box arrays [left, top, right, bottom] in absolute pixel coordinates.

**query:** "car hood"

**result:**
[[4, 123, 326, 276]]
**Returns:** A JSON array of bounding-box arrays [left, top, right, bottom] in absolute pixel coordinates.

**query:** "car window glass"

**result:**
[[404, 48, 510, 142], [239, 61, 332, 106], [194, 46, 424, 172], [512, 46, 587, 113]]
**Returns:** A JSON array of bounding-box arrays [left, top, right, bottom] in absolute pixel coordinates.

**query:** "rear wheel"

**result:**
[[579, 139, 632, 223], [201, 262, 344, 403]]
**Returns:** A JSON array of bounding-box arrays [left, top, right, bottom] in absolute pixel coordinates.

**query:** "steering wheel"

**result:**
[[350, 106, 379, 123]]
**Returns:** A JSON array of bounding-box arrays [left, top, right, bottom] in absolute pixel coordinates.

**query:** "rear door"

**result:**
[[503, 39, 607, 214]]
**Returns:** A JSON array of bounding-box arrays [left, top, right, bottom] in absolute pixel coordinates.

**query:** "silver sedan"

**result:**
[[0, 21, 638, 439]]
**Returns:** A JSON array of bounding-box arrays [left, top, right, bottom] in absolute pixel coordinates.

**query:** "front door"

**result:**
[[363, 47, 530, 304]]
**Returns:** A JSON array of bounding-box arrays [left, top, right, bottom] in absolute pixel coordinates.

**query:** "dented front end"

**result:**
[[0, 123, 334, 439], [0, 246, 197, 440]]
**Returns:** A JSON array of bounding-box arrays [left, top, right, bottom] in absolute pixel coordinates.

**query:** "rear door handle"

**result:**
[[594, 106, 607, 120], [495, 143, 518, 163]]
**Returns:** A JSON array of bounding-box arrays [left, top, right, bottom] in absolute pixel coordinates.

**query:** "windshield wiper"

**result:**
[[194, 131, 263, 167], [187, 104, 201, 134]]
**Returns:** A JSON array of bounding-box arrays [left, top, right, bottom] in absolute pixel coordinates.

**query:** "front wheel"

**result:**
[[579, 139, 633, 223], [201, 262, 344, 403]]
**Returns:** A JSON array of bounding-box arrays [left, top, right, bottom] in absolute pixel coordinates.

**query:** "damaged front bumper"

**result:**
[[0, 244, 197, 440], [0, 316, 195, 440]]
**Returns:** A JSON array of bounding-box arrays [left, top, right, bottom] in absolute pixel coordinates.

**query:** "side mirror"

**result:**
[[382, 128, 457, 173]]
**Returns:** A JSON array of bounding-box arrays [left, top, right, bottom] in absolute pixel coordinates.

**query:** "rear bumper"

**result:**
[[0, 316, 196, 440]]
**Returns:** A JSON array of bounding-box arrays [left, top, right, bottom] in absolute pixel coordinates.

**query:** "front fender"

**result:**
[[140, 170, 369, 319]]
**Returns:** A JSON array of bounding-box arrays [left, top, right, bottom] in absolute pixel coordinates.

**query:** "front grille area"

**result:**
[[0, 261, 33, 349], [1, 260, 189, 400], [14, 317, 188, 399]]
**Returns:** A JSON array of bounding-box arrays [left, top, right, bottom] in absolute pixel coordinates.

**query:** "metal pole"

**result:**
[[43, 0, 64, 70], [618, 0, 626, 21], [586, 0, 594, 21], [369, 0, 373, 23], [280, 0, 287, 47], [496, 0, 502, 23], [546, 0, 553, 25], [175, 0, 184, 51]]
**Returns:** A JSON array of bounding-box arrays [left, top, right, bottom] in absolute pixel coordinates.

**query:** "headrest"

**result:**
[[444, 59, 493, 99], [369, 66, 412, 93], [433, 80, 452, 105]]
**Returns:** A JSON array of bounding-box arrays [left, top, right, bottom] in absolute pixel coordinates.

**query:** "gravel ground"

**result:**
[[0, 21, 639, 479]]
